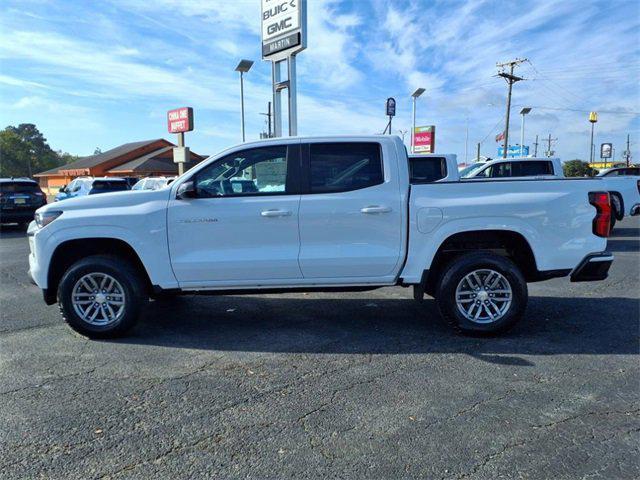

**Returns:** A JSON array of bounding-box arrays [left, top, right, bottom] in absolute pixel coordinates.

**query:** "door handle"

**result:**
[[360, 206, 392, 214], [261, 209, 292, 217]]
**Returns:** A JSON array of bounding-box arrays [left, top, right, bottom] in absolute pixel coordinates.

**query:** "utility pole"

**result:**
[[496, 58, 527, 158], [533, 135, 539, 157], [476, 142, 481, 162], [464, 116, 469, 164], [623, 134, 632, 167], [544, 134, 557, 157], [259, 102, 272, 138]]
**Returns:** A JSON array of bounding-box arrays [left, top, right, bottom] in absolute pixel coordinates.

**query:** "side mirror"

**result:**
[[177, 180, 196, 199], [59, 186, 67, 193]]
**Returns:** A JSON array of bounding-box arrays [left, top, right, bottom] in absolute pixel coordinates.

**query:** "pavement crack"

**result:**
[[455, 439, 527, 479], [0, 363, 107, 395], [532, 407, 640, 429]]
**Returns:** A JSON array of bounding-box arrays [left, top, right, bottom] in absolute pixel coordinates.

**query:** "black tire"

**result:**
[[611, 194, 623, 221], [435, 251, 528, 335], [609, 213, 617, 232], [57, 255, 147, 339]]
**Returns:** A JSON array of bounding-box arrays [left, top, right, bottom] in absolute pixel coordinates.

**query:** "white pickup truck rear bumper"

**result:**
[[570, 251, 614, 282]]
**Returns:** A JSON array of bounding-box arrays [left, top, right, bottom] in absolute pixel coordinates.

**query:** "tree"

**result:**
[[0, 124, 65, 177], [94, 147, 102, 155], [563, 159, 598, 177], [58, 152, 80, 165]]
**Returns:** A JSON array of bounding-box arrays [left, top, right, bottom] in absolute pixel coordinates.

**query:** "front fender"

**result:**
[[33, 225, 178, 290]]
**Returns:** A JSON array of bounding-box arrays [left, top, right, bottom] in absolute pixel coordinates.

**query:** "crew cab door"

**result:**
[[167, 144, 302, 287], [297, 141, 403, 280]]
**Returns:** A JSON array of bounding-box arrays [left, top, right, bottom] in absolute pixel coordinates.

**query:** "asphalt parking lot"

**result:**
[[1, 218, 639, 479]]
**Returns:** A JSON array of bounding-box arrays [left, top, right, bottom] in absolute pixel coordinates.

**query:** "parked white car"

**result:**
[[462, 157, 562, 179], [29, 136, 615, 338], [462, 157, 640, 227], [131, 177, 175, 191], [597, 166, 640, 177]]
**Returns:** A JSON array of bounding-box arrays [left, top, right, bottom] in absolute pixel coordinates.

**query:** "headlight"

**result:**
[[35, 210, 63, 228]]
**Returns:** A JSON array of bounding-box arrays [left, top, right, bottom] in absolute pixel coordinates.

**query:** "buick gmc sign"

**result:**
[[261, 0, 306, 59]]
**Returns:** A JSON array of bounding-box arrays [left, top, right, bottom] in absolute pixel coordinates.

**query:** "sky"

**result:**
[[0, 0, 639, 164]]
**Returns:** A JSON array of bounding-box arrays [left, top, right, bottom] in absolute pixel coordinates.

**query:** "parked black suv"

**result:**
[[0, 178, 47, 227]]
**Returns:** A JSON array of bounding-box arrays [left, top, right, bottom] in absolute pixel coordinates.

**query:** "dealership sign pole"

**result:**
[[262, 0, 307, 137], [167, 107, 194, 175]]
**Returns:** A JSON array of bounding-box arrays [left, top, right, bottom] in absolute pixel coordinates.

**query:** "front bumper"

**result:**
[[0, 209, 37, 223], [570, 251, 614, 282]]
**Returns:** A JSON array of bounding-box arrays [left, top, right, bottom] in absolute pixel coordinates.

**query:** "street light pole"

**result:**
[[519, 107, 531, 157], [240, 72, 245, 141], [589, 111, 598, 164], [235, 59, 254, 143], [411, 88, 425, 154]]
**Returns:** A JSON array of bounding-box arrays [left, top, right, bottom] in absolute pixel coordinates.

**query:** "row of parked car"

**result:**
[[0, 176, 175, 228], [409, 155, 640, 230], [54, 176, 175, 201]]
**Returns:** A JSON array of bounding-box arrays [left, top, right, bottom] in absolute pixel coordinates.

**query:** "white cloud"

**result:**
[[0, 74, 49, 90], [0, 30, 240, 111]]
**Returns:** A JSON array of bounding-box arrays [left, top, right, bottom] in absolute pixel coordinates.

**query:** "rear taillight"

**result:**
[[589, 191, 611, 238]]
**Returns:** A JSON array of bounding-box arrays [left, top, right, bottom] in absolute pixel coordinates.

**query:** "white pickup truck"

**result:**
[[460, 156, 640, 228], [29, 136, 615, 338]]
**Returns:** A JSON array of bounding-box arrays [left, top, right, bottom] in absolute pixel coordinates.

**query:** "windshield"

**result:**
[[90, 180, 129, 192], [0, 182, 40, 193], [459, 163, 486, 178]]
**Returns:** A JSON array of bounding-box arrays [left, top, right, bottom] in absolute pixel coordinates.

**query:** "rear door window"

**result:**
[[514, 161, 554, 176], [409, 157, 447, 183], [307, 142, 383, 193]]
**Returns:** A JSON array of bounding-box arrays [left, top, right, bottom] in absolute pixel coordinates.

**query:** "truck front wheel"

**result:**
[[435, 252, 528, 335], [57, 255, 147, 339]]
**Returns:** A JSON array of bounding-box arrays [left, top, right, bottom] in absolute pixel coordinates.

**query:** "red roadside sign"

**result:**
[[167, 107, 194, 133], [413, 126, 435, 153]]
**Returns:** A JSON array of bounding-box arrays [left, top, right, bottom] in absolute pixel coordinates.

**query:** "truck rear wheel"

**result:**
[[435, 252, 528, 335], [57, 255, 147, 339]]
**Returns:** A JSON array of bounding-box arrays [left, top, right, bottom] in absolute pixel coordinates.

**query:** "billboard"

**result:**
[[498, 145, 530, 158], [167, 107, 194, 134], [600, 143, 612, 159], [261, 0, 307, 59], [413, 126, 435, 153]]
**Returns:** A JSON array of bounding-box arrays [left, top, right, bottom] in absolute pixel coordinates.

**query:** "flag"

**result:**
[[495, 131, 505, 142]]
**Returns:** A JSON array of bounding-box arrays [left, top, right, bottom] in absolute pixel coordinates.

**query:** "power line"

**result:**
[[479, 115, 506, 144], [526, 61, 585, 107], [514, 105, 640, 115]]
